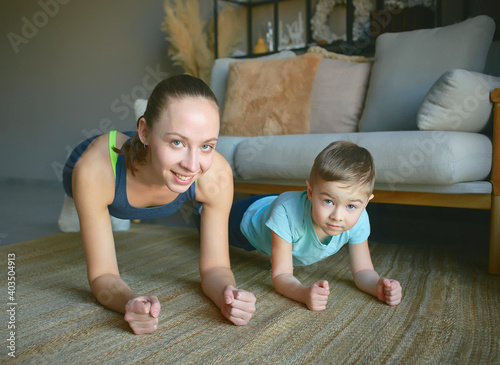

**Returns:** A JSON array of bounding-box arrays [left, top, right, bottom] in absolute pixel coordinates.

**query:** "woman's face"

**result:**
[[142, 96, 220, 193]]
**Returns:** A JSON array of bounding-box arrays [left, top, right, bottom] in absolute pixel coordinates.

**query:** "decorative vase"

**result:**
[[253, 38, 269, 54]]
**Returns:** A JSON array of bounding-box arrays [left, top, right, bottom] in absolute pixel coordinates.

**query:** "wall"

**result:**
[[0, 0, 212, 183], [0, 0, 495, 183]]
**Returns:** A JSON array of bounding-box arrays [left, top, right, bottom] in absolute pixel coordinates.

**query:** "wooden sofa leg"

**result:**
[[489, 89, 500, 275], [490, 195, 500, 275]]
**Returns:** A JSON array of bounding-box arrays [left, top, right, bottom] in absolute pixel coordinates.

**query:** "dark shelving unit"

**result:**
[[213, 0, 443, 58], [214, 0, 312, 58]]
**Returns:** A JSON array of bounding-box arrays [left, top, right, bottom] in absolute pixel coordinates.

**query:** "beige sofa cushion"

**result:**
[[310, 58, 372, 133], [220, 53, 322, 136], [209, 51, 296, 110]]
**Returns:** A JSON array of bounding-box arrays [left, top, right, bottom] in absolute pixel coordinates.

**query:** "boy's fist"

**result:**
[[306, 280, 330, 311], [377, 278, 402, 306]]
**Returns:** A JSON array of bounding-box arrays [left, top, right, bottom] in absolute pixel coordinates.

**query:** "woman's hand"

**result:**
[[221, 285, 256, 326], [124, 296, 161, 334]]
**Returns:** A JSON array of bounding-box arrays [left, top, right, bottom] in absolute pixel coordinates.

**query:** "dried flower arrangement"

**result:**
[[162, 0, 244, 84]]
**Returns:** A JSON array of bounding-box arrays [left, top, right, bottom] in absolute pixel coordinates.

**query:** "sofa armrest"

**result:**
[[491, 88, 500, 196]]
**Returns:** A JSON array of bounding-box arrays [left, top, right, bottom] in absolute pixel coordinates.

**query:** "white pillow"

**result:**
[[358, 15, 495, 132], [209, 51, 296, 110], [417, 69, 500, 132]]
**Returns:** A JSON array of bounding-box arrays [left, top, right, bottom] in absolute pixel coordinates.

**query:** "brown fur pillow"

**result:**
[[220, 53, 322, 136]]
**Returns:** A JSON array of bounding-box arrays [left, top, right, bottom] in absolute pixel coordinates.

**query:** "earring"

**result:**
[[143, 143, 147, 150]]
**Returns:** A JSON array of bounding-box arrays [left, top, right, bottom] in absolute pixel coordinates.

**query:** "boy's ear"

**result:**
[[306, 180, 313, 201], [368, 193, 374, 202]]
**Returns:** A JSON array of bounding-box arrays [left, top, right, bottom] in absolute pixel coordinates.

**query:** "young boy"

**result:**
[[228, 141, 402, 311]]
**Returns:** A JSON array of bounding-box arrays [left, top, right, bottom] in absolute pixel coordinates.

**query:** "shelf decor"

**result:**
[[311, 0, 373, 43], [253, 38, 269, 53], [384, 0, 434, 9], [278, 12, 306, 51]]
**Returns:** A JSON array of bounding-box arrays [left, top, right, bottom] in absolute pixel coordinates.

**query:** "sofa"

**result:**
[[137, 15, 500, 274]]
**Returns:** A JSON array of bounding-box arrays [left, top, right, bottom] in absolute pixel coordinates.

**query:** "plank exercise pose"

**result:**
[[59, 75, 256, 334], [228, 141, 402, 310]]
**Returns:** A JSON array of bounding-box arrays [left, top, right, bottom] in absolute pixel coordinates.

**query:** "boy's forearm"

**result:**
[[272, 273, 308, 304], [353, 269, 380, 297], [90, 273, 136, 314], [200, 266, 236, 308]]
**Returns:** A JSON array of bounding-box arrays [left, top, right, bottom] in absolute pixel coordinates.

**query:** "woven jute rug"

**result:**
[[1, 224, 499, 364]]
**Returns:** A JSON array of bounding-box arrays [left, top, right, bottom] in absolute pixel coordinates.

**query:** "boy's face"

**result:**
[[306, 179, 373, 241]]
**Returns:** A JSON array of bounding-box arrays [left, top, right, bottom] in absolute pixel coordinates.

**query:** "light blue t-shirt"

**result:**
[[240, 191, 370, 266]]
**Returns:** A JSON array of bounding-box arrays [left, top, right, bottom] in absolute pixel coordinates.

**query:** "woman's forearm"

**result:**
[[200, 266, 236, 308], [90, 273, 137, 314]]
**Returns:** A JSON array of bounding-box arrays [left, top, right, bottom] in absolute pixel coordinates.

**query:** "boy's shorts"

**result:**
[[228, 194, 278, 252]]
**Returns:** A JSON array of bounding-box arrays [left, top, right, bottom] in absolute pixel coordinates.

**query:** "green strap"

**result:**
[[109, 130, 118, 179]]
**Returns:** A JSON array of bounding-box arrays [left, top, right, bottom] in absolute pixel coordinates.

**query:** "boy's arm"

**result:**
[[349, 241, 402, 305], [271, 231, 329, 311]]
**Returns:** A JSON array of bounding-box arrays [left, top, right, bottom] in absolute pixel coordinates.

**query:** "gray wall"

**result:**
[[0, 0, 212, 183], [0, 0, 494, 183]]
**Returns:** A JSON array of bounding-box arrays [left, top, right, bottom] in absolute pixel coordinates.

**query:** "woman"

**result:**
[[60, 75, 256, 334]]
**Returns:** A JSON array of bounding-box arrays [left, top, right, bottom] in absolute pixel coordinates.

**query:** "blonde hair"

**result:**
[[309, 141, 376, 195]]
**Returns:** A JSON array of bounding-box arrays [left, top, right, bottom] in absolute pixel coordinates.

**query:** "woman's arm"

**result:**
[[72, 135, 160, 333], [195, 152, 256, 325], [349, 241, 402, 305], [271, 232, 329, 311]]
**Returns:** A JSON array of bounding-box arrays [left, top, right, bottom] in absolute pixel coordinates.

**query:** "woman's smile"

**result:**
[[172, 171, 195, 184]]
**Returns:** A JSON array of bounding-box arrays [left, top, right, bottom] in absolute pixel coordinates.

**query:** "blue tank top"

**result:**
[[62, 131, 196, 220]]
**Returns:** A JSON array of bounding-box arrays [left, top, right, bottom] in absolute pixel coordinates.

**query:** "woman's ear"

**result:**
[[137, 117, 149, 145]]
